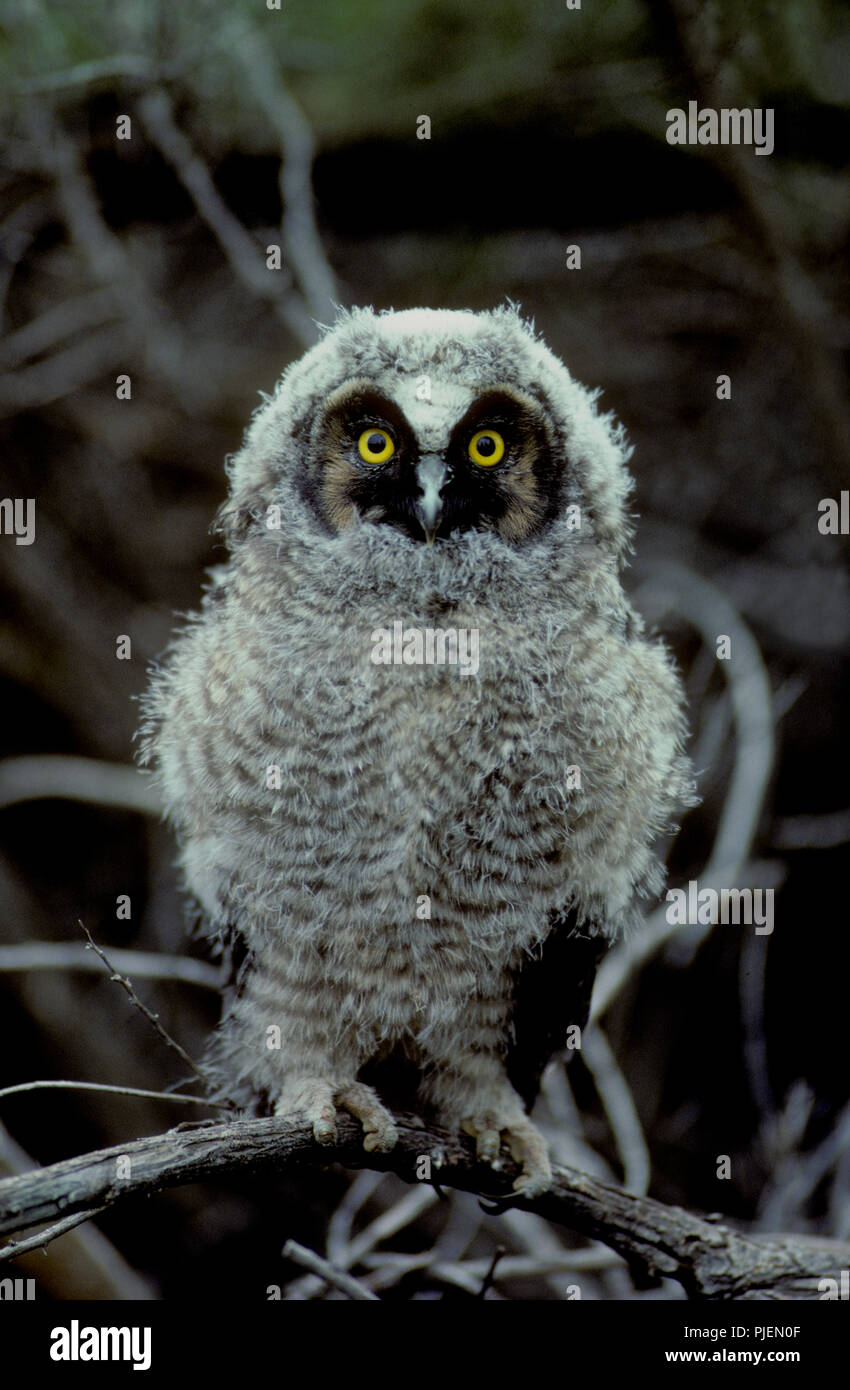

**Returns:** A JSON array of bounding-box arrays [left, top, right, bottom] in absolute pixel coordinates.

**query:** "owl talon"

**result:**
[[505, 1126, 553, 1197], [313, 1105, 339, 1146], [510, 1167, 552, 1199], [336, 1082, 398, 1153], [462, 1113, 553, 1197], [361, 1121, 399, 1153], [462, 1115, 503, 1165], [476, 1129, 502, 1164]]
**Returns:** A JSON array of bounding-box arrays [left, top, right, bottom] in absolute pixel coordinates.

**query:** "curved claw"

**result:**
[[312, 1104, 339, 1145], [462, 1111, 553, 1199]]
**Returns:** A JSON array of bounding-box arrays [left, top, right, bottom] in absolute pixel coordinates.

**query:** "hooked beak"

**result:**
[[414, 453, 447, 545]]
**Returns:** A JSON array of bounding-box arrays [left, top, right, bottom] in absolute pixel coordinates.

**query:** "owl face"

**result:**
[[222, 306, 636, 578], [308, 377, 560, 545]]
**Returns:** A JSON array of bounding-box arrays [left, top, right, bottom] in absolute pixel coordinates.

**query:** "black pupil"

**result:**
[[476, 434, 496, 456], [367, 432, 386, 454]]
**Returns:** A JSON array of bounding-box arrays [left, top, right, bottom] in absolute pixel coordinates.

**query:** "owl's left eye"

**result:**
[[468, 429, 505, 467], [358, 428, 395, 464]]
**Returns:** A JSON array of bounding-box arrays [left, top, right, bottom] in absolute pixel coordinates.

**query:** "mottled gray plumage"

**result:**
[[140, 306, 694, 1193]]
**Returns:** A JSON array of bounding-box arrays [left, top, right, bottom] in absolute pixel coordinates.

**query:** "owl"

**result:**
[[140, 306, 694, 1197]]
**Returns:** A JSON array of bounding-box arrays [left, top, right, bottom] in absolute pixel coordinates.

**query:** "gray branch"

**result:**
[[227, 20, 338, 325], [0, 943, 220, 991], [138, 86, 318, 348], [0, 756, 161, 814], [0, 1114, 845, 1299]]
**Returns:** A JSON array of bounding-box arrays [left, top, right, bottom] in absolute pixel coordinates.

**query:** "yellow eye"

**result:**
[[358, 428, 395, 464], [468, 429, 505, 467]]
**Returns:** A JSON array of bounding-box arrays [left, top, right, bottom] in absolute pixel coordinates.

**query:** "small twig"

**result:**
[[476, 1244, 506, 1298], [77, 922, 212, 1091], [282, 1238, 380, 1301], [0, 1207, 110, 1264], [0, 1080, 221, 1107], [494, 1183, 602, 1301]]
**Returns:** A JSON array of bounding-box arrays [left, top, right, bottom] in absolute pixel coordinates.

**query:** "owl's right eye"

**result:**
[[357, 428, 395, 464]]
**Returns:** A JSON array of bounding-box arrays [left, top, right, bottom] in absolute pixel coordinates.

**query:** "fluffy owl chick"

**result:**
[[141, 306, 694, 1197]]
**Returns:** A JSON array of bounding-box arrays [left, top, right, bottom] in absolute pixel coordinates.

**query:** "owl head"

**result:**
[[219, 306, 635, 578]]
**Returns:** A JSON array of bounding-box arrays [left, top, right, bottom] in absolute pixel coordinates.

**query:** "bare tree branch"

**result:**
[[226, 19, 338, 324], [0, 942, 220, 991], [0, 327, 127, 417], [15, 55, 157, 94], [582, 1026, 651, 1196], [287, 1177, 438, 1300], [137, 86, 317, 347], [639, 563, 775, 882], [19, 100, 185, 391], [0, 1119, 156, 1298], [0, 287, 119, 371], [0, 756, 161, 814], [0, 1114, 845, 1299], [0, 1206, 110, 1263], [359, 1245, 623, 1290], [593, 562, 778, 1015], [0, 192, 52, 331], [282, 1238, 380, 1301]]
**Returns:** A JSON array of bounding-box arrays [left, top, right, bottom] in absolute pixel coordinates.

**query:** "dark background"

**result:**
[[0, 0, 848, 1299]]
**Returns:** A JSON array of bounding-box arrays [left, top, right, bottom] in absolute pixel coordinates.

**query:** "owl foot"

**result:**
[[336, 1082, 399, 1153], [277, 1079, 398, 1153], [461, 1112, 553, 1198]]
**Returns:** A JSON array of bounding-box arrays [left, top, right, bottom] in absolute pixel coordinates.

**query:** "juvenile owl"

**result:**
[[141, 306, 693, 1196]]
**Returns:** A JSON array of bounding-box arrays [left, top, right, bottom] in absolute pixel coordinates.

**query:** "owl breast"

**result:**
[[154, 513, 684, 1075]]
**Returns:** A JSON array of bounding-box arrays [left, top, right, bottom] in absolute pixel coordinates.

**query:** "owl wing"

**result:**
[[505, 911, 609, 1110]]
